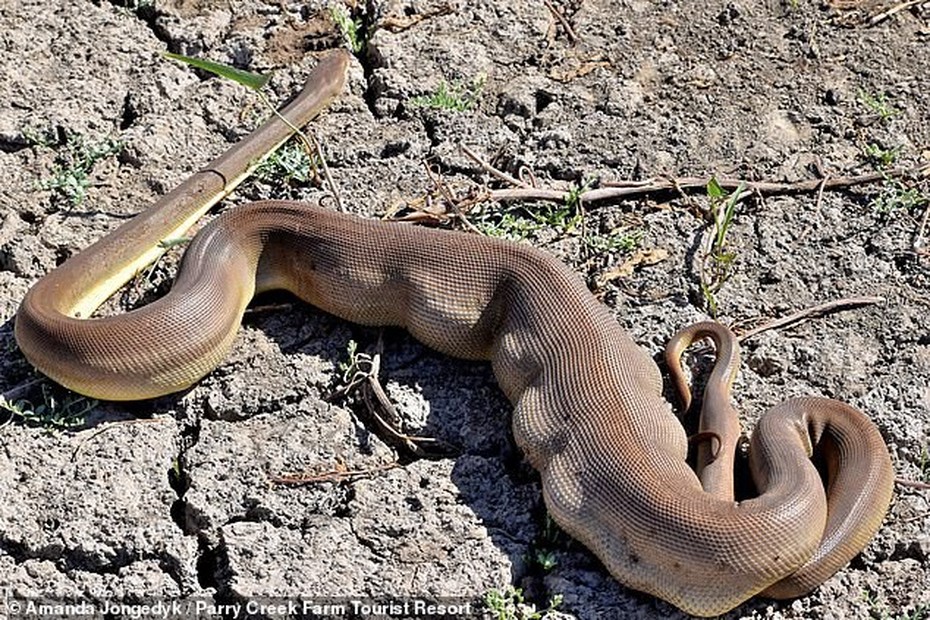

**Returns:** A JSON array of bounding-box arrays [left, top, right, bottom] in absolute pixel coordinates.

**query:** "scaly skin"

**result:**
[[14, 50, 894, 617]]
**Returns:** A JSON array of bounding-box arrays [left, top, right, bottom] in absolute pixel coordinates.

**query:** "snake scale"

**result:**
[[14, 50, 894, 616]]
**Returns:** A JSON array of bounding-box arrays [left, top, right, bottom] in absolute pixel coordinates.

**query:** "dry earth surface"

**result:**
[[0, 0, 929, 618]]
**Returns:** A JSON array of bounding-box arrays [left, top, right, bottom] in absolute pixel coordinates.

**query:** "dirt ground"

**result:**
[[0, 0, 928, 618]]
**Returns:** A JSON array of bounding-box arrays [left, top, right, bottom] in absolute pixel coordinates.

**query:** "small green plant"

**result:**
[[31, 132, 122, 206], [861, 587, 928, 620], [862, 142, 901, 168], [583, 227, 643, 253], [904, 604, 929, 620], [858, 89, 899, 121], [410, 76, 486, 112], [530, 201, 581, 231], [330, 4, 365, 54], [527, 514, 567, 574], [476, 210, 545, 240], [533, 548, 558, 571], [475, 196, 585, 241], [483, 586, 563, 620], [699, 178, 743, 317], [337, 339, 376, 389], [870, 177, 928, 214], [563, 180, 587, 212], [255, 141, 316, 184], [0, 385, 96, 430], [164, 52, 271, 91]]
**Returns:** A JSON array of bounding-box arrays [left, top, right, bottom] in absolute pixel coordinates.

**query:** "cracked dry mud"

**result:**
[[1, 0, 928, 618]]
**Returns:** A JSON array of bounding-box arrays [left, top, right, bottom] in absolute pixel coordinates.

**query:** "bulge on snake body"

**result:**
[[14, 199, 894, 616], [13, 50, 894, 616]]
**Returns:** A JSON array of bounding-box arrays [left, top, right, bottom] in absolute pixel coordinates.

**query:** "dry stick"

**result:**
[[462, 160, 930, 205], [423, 161, 483, 235], [895, 477, 930, 490], [598, 165, 930, 197], [543, 0, 579, 43], [735, 296, 885, 343], [272, 462, 400, 486], [358, 351, 455, 458], [307, 131, 343, 212], [914, 202, 930, 254], [869, 0, 927, 25], [814, 176, 829, 212], [460, 144, 531, 189], [0, 379, 44, 408]]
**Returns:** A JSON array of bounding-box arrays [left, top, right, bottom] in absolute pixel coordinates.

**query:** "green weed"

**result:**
[[699, 178, 743, 317], [531, 201, 581, 231], [862, 142, 901, 168], [870, 177, 928, 214], [0, 384, 97, 430], [483, 586, 563, 620], [30, 132, 122, 206], [337, 339, 376, 388], [903, 605, 930, 620], [858, 89, 899, 121], [529, 514, 565, 572], [331, 4, 366, 54], [411, 76, 486, 112], [475, 210, 545, 240], [862, 586, 928, 620], [583, 227, 643, 253], [255, 141, 316, 185], [475, 198, 581, 240]]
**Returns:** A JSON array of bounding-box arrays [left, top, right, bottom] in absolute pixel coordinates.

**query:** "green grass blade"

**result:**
[[162, 52, 271, 91]]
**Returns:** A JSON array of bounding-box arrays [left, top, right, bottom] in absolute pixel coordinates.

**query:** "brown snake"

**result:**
[[13, 50, 894, 616]]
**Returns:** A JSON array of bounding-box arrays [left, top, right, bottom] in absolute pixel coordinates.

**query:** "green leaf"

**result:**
[[162, 52, 271, 91], [706, 176, 724, 199]]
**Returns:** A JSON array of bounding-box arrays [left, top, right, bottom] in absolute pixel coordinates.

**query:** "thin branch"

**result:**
[[460, 144, 531, 189], [736, 296, 885, 343], [869, 0, 928, 25], [271, 462, 400, 485], [1, 378, 43, 405], [486, 187, 572, 202], [914, 201, 930, 254], [895, 477, 930, 490], [423, 161, 483, 235], [543, 0, 579, 43], [462, 162, 930, 206], [814, 176, 828, 212], [308, 131, 343, 212], [597, 164, 930, 199]]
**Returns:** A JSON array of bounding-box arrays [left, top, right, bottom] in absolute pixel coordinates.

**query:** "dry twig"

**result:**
[[335, 340, 456, 458], [895, 477, 930, 490], [543, 0, 579, 43], [915, 202, 930, 254], [272, 462, 400, 485], [458, 145, 929, 207], [869, 0, 928, 25], [307, 131, 343, 212], [735, 296, 885, 343]]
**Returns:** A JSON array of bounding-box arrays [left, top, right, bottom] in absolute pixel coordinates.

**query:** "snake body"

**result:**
[[14, 51, 894, 616]]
